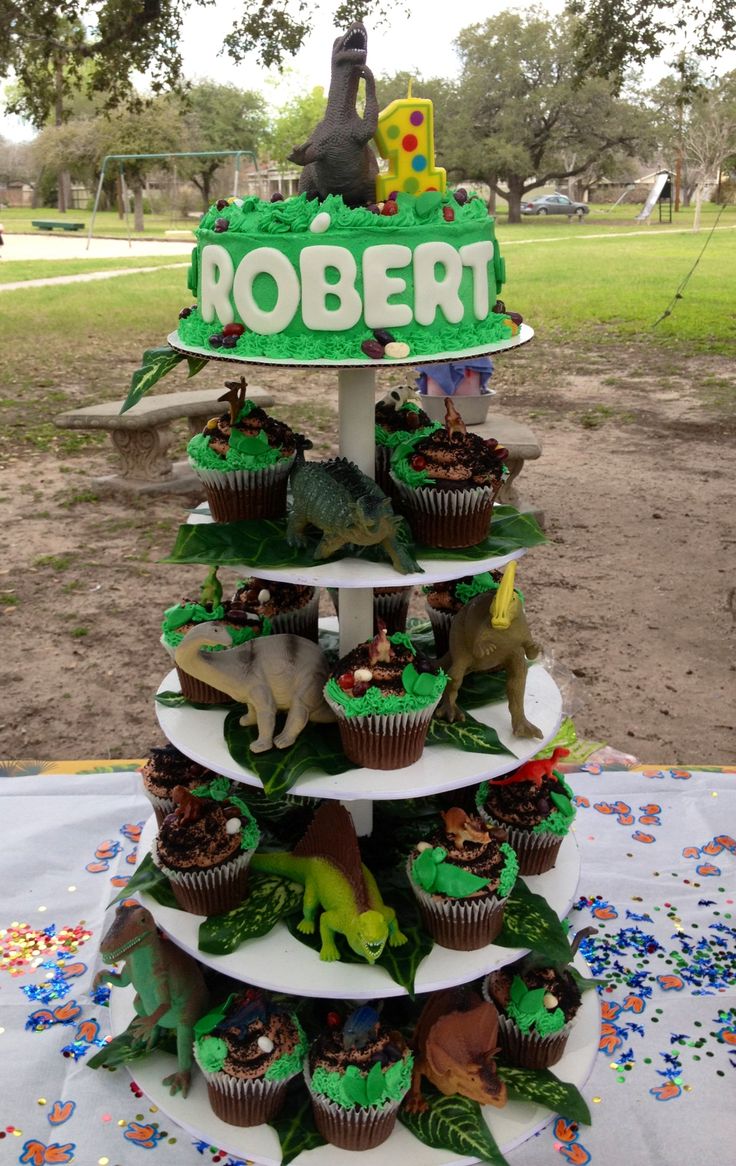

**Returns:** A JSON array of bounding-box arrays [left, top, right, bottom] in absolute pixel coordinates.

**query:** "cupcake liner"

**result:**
[[477, 809, 564, 876], [373, 588, 412, 634], [141, 789, 175, 829], [174, 664, 235, 706], [304, 1062, 400, 1151], [390, 476, 494, 548], [152, 840, 254, 916], [192, 456, 294, 522], [324, 699, 440, 770], [269, 588, 320, 642], [493, 1008, 572, 1069], [197, 1066, 292, 1126], [408, 858, 508, 950], [426, 605, 453, 657]]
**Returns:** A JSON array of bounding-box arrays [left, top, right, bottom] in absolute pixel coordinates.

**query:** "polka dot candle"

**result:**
[[374, 83, 446, 200]]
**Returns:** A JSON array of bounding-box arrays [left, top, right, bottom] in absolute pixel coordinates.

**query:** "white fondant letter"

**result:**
[[459, 241, 494, 319], [300, 246, 362, 330], [362, 244, 413, 329], [201, 244, 235, 325], [413, 242, 464, 326], [232, 247, 300, 334]]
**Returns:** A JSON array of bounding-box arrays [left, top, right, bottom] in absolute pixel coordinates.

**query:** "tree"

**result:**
[[267, 87, 328, 165], [179, 82, 268, 208], [445, 10, 654, 222], [681, 75, 736, 228], [568, 1, 736, 86]]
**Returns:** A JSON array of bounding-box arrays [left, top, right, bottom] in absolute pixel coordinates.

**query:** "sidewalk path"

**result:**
[[0, 261, 188, 293], [0, 232, 194, 261]]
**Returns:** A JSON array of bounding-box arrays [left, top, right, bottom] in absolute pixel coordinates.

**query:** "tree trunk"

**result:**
[[133, 182, 145, 233], [117, 173, 125, 220], [692, 183, 703, 232], [54, 55, 69, 214], [506, 179, 525, 224], [202, 173, 212, 208]]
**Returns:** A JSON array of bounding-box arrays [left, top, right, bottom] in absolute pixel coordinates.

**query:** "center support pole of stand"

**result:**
[[337, 366, 378, 837]]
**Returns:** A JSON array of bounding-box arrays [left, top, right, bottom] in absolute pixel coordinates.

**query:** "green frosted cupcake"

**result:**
[[475, 756, 575, 875], [194, 989, 307, 1125]]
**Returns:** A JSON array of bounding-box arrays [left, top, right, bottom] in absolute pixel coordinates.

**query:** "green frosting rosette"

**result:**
[[194, 993, 307, 1082], [325, 660, 446, 719], [410, 840, 518, 900], [505, 975, 567, 1037], [532, 776, 576, 836], [375, 404, 441, 450], [189, 776, 261, 852], [309, 1053, 413, 1111], [161, 603, 272, 652]]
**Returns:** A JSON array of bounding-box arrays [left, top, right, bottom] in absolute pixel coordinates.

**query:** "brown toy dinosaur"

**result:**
[[92, 901, 209, 1097], [436, 560, 543, 738], [288, 23, 379, 207], [440, 807, 492, 848], [406, 987, 507, 1112]]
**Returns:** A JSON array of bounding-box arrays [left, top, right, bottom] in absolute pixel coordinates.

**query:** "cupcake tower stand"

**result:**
[[111, 348, 601, 1164]]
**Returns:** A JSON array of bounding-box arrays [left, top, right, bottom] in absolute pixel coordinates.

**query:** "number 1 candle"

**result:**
[[374, 81, 447, 201]]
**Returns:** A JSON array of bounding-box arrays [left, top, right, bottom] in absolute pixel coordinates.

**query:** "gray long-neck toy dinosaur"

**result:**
[[288, 22, 378, 207]]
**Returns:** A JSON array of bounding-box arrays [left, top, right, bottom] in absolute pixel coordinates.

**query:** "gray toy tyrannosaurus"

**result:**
[[289, 22, 378, 207]]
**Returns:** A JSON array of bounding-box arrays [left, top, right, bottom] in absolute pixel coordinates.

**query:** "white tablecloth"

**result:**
[[0, 763, 734, 1165]]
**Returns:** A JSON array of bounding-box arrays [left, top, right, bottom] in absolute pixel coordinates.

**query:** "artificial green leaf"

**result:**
[[342, 1064, 369, 1106], [198, 872, 303, 955], [569, 966, 606, 992], [496, 879, 573, 965], [457, 670, 511, 707], [365, 1059, 386, 1105], [399, 1092, 507, 1166], [550, 789, 575, 818], [425, 711, 515, 757], [413, 506, 546, 559], [520, 986, 547, 1015], [269, 1079, 326, 1165], [498, 1064, 592, 1125], [112, 852, 178, 909], [510, 976, 527, 1006], [223, 711, 352, 799], [121, 347, 187, 413], [187, 355, 208, 379], [154, 690, 232, 710], [166, 516, 421, 574]]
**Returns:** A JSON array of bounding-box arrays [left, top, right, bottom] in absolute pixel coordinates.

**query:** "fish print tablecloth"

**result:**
[[0, 761, 734, 1166]]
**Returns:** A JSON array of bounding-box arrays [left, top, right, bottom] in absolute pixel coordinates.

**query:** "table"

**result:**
[[0, 760, 733, 1165]]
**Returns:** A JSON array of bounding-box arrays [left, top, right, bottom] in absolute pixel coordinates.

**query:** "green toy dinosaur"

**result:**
[[92, 901, 209, 1096], [251, 802, 407, 963]]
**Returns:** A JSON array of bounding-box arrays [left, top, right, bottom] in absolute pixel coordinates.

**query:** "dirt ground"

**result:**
[[2, 338, 734, 767]]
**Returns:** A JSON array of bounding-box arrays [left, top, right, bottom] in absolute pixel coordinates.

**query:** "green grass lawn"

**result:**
[[1, 218, 734, 456], [0, 256, 188, 284], [0, 205, 198, 238]]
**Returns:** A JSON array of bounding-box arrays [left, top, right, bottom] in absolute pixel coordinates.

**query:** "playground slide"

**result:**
[[635, 171, 670, 222]]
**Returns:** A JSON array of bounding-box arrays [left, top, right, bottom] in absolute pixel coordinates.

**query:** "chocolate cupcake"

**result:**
[[305, 1006, 413, 1150], [152, 777, 260, 916], [407, 807, 518, 950], [139, 742, 210, 826], [162, 585, 271, 704], [483, 956, 582, 1068], [187, 378, 306, 522], [323, 624, 446, 770], [194, 989, 307, 1125], [230, 577, 319, 642], [390, 398, 508, 548], [475, 749, 575, 875], [424, 570, 504, 656], [374, 387, 437, 493]]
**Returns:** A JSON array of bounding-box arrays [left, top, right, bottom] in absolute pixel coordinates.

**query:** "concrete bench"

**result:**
[[474, 413, 543, 524], [54, 388, 274, 494], [32, 220, 85, 232]]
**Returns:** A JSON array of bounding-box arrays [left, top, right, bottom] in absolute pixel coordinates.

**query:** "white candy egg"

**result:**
[[543, 992, 559, 1009], [257, 1035, 275, 1053], [257, 589, 271, 604], [385, 341, 411, 359], [225, 817, 241, 835], [416, 841, 432, 852], [354, 668, 373, 683], [310, 211, 331, 234]]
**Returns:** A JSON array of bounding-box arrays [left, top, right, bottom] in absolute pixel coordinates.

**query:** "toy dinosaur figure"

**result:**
[[440, 807, 492, 848], [199, 564, 222, 611], [443, 396, 467, 440], [250, 802, 407, 963], [174, 625, 336, 752], [288, 23, 378, 207], [287, 456, 418, 575], [405, 987, 507, 1112], [92, 901, 209, 1097], [490, 746, 570, 788], [437, 560, 543, 738]]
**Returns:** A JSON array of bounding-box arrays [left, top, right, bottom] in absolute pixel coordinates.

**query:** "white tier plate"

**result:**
[[156, 664, 562, 800], [167, 324, 534, 368], [185, 503, 529, 588], [135, 816, 580, 998], [108, 952, 598, 1166]]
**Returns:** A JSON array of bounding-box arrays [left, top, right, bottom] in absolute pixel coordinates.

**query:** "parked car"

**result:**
[[521, 194, 589, 217]]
